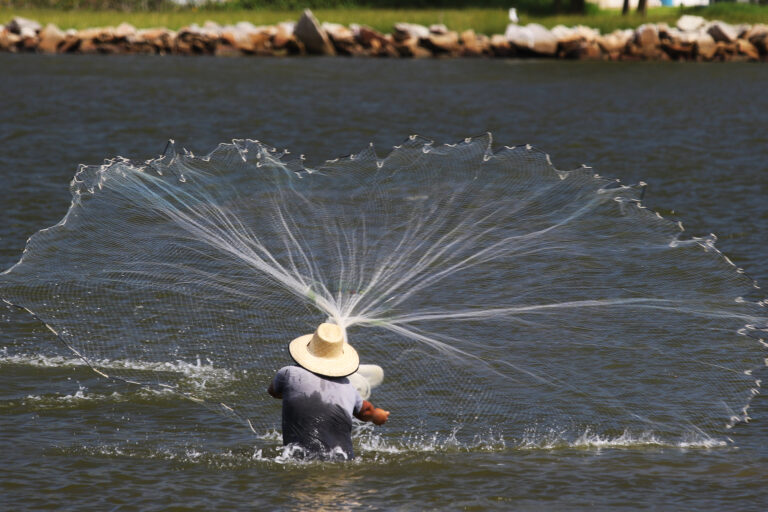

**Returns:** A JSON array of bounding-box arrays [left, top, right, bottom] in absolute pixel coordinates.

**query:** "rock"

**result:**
[[660, 27, 696, 60], [7, 17, 41, 35], [220, 27, 250, 54], [137, 28, 174, 53], [392, 36, 432, 58], [272, 23, 297, 52], [552, 24, 598, 42], [271, 24, 304, 56], [351, 26, 396, 57], [715, 40, 739, 60], [598, 29, 631, 57], [235, 21, 259, 34], [406, 40, 433, 58], [708, 21, 738, 43], [696, 33, 717, 60], [294, 9, 335, 55], [737, 39, 760, 61], [490, 34, 514, 57], [393, 22, 430, 42], [0, 27, 21, 52], [634, 24, 661, 59], [745, 23, 768, 40], [506, 23, 557, 56], [38, 23, 65, 53], [19, 25, 37, 40], [248, 30, 273, 55], [202, 20, 222, 35], [636, 24, 660, 47], [355, 25, 386, 48], [424, 31, 459, 55], [59, 29, 81, 53], [746, 24, 768, 54], [460, 29, 488, 57], [176, 25, 218, 55], [322, 23, 354, 45], [429, 24, 448, 35], [735, 24, 751, 39], [676, 15, 705, 33], [322, 22, 357, 54], [214, 39, 242, 57], [114, 22, 136, 40]]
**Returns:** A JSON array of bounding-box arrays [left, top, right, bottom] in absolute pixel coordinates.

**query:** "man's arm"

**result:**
[[267, 383, 282, 399], [354, 400, 389, 425]]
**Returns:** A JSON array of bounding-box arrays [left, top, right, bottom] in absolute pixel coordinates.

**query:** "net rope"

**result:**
[[1, 134, 766, 446]]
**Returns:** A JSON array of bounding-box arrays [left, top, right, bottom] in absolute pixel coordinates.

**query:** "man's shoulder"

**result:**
[[277, 364, 313, 380]]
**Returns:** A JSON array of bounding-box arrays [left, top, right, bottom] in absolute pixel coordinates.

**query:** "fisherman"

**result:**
[[268, 322, 389, 459]]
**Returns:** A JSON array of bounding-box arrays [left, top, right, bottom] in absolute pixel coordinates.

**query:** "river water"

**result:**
[[1, 54, 767, 510]]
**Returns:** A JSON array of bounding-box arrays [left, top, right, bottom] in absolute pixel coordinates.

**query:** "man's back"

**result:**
[[272, 364, 363, 458]]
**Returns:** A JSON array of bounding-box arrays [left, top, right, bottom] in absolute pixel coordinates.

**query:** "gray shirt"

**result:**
[[272, 365, 363, 459]]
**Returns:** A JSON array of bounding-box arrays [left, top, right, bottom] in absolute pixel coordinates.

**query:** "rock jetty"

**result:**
[[2, 11, 767, 62]]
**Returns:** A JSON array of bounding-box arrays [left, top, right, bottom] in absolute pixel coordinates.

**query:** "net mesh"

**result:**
[[1, 134, 766, 446]]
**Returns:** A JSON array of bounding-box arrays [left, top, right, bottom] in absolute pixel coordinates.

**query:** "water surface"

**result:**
[[1, 55, 767, 510]]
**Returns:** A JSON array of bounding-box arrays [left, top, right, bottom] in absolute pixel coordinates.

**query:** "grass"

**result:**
[[2, 5, 768, 35]]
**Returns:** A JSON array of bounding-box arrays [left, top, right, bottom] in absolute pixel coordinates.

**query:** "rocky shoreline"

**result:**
[[2, 10, 767, 62]]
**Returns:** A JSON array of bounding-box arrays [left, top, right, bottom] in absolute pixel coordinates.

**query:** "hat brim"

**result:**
[[289, 333, 360, 378]]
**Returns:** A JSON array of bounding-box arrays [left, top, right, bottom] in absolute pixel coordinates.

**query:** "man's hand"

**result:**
[[355, 400, 389, 425], [371, 407, 390, 425]]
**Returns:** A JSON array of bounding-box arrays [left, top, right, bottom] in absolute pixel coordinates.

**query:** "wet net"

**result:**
[[1, 135, 766, 446]]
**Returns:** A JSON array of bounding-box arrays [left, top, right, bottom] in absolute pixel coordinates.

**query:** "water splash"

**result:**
[[1, 134, 766, 446]]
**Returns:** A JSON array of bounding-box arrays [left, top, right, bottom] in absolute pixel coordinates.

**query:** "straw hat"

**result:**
[[289, 323, 359, 378]]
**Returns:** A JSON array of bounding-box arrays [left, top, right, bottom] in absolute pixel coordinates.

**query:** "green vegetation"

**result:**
[[2, 3, 768, 35]]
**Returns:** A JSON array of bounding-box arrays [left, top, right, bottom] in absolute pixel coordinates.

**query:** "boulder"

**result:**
[[351, 26, 396, 56], [708, 21, 738, 43], [460, 29, 488, 57], [676, 15, 705, 33], [598, 29, 631, 57], [506, 23, 557, 56], [235, 21, 259, 34], [660, 27, 696, 60], [737, 39, 760, 61], [294, 9, 335, 55], [424, 31, 459, 55], [220, 27, 251, 54], [715, 40, 740, 60], [322, 23, 355, 45], [392, 36, 432, 58], [38, 23, 65, 53], [214, 39, 243, 57], [176, 25, 218, 55], [634, 24, 661, 58], [322, 22, 358, 54], [429, 24, 449, 35], [735, 24, 751, 39], [59, 29, 81, 53], [490, 34, 514, 57], [746, 24, 768, 54], [7, 17, 41, 35], [19, 25, 37, 40], [202, 20, 222, 36], [0, 27, 21, 52], [695, 33, 717, 60], [137, 28, 175, 53], [248, 30, 274, 55], [367, 34, 399, 57], [272, 23, 304, 56], [393, 22, 430, 42], [114, 22, 136, 40], [355, 25, 386, 48]]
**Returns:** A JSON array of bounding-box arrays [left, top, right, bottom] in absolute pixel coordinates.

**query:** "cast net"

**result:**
[[1, 135, 766, 447]]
